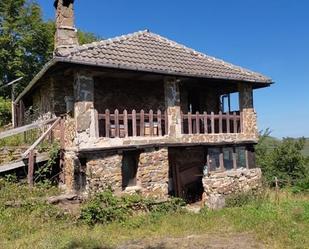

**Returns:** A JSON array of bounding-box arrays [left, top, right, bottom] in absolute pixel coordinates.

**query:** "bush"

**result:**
[[80, 190, 186, 225], [225, 190, 268, 208], [0, 97, 11, 127], [256, 133, 309, 188]]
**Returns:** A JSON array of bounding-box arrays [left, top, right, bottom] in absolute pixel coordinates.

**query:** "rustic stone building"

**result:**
[[14, 0, 272, 207]]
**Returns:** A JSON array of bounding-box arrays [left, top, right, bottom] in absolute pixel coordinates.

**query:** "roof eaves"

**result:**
[[14, 58, 58, 103]]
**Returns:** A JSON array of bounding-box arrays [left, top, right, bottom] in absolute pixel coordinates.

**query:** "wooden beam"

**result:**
[[0, 117, 58, 140]]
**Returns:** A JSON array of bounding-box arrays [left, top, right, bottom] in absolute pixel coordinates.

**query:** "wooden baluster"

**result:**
[[157, 110, 162, 136], [140, 109, 144, 136], [219, 111, 223, 133], [132, 109, 137, 136], [203, 112, 208, 134], [105, 109, 110, 138], [233, 112, 237, 133], [180, 111, 184, 134], [123, 110, 128, 137], [149, 110, 154, 136], [188, 112, 192, 134], [211, 112, 215, 134], [115, 109, 119, 137], [28, 150, 35, 188], [226, 112, 230, 133], [196, 111, 200, 134], [240, 111, 243, 133]]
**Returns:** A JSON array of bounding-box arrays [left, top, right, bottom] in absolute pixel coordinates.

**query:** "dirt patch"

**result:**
[[117, 233, 264, 249]]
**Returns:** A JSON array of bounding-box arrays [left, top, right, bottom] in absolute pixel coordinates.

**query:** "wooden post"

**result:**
[[203, 112, 208, 134], [105, 109, 110, 138], [211, 112, 215, 134], [140, 110, 145, 136], [219, 111, 223, 133], [149, 109, 154, 136], [132, 109, 137, 136], [188, 112, 192, 134], [28, 150, 35, 188], [232, 146, 237, 170], [157, 110, 162, 136], [123, 110, 128, 137], [115, 109, 119, 137], [219, 147, 224, 171], [226, 112, 230, 133], [196, 111, 200, 134], [233, 112, 237, 133]]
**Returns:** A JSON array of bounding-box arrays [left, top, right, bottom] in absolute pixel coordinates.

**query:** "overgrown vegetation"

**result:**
[[80, 190, 185, 225], [0, 181, 308, 249], [256, 130, 309, 192], [0, 97, 11, 127]]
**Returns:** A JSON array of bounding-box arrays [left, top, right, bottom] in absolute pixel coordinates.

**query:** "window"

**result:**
[[208, 148, 220, 171], [223, 147, 234, 170], [122, 151, 139, 189], [236, 146, 246, 168]]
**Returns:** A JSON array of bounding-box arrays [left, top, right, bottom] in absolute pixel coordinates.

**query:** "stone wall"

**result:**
[[202, 168, 262, 209], [94, 78, 165, 113], [86, 151, 123, 194], [137, 148, 169, 199], [67, 148, 169, 199]]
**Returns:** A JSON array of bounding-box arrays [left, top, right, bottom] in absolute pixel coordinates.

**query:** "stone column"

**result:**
[[74, 72, 98, 145], [164, 77, 181, 137], [238, 84, 258, 140]]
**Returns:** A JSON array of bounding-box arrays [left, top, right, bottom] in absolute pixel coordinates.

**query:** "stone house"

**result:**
[[14, 0, 272, 206]]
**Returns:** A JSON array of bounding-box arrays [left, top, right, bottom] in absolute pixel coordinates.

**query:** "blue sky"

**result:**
[[37, 0, 309, 138]]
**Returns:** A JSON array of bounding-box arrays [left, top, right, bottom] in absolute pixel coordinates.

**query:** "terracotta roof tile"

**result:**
[[57, 30, 272, 83]]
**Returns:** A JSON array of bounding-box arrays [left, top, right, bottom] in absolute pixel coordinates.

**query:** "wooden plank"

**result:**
[[22, 118, 61, 158], [196, 112, 200, 134], [219, 111, 223, 133], [149, 109, 154, 136], [132, 109, 137, 136], [226, 112, 230, 133], [105, 109, 110, 138], [157, 110, 162, 136], [211, 112, 215, 134], [203, 112, 208, 134], [0, 153, 48, 173], [188, 112, 192, 134], [27, 150, 35, 188], [123, 110, 128, 137], [233, 112, 237, 133], [114, 109, 119, 137], [140, 110, 145, 136], [0, 118, 58, 140]]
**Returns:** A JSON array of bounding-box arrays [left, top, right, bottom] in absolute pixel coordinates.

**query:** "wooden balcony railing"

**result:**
[[98, 109, 168, 138], [181, 111, 242, 135]]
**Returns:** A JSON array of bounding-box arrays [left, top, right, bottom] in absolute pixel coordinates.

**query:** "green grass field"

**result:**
[[0, 181, 308, 249]]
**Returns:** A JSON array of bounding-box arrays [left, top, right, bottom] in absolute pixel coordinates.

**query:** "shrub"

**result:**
[[80, 190, 186, 225], [225, 190, 268, 208]]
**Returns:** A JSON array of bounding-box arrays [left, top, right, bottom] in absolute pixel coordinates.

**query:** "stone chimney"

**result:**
[[54, 0, 79, 55]]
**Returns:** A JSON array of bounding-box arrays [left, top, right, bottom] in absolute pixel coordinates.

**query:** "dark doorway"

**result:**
[[168, 147, 205, 203]]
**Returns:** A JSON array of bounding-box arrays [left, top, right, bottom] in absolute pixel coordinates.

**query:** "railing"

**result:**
[[98, 109, 168, 138], [181, 111, 242, 135]]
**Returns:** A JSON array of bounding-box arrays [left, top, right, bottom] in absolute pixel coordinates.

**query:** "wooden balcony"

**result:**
[[98, 109, 168, 138], [97, 109, 242, 139], [181, 111, 242, 135]]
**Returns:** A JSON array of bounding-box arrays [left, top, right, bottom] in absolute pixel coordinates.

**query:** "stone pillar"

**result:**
[[137, 148, 169, 199], [164, 78, 181, 137], [238, 84, 258, 139], [62, 151, 80, 193], [74, 72, 98, 145], [54, 0, 79, 55]]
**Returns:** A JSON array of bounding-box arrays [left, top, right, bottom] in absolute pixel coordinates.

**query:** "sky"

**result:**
[[37, 0, 309, 138]]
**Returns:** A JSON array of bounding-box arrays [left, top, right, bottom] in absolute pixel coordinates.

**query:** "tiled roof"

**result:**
[[57, 30, 272, 84]]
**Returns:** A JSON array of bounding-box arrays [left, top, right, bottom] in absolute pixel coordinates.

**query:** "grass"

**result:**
[[0, 181, 309, 249]]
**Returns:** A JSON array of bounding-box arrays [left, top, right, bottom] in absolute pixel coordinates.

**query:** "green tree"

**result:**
[[0, 0, 98, 98], [256, 131, 309, 187]]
